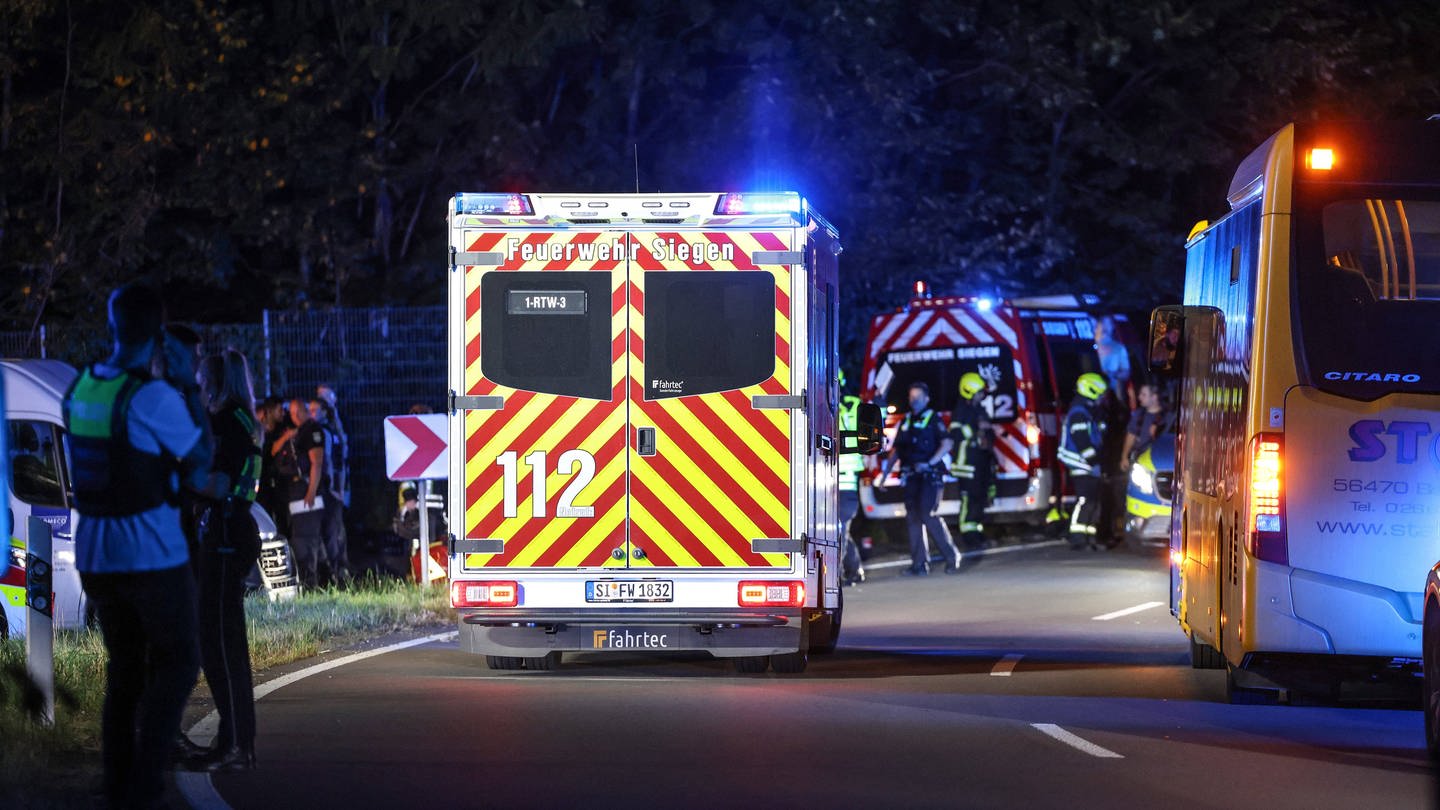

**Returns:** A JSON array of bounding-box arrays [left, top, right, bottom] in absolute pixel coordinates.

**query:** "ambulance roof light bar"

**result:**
[[456, 193, 535, 216], [715, 192, 802, 216]]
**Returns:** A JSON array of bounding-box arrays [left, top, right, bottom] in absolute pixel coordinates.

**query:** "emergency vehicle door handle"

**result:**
[[637, 427, 657, 456], [816, 434, 833, 455]]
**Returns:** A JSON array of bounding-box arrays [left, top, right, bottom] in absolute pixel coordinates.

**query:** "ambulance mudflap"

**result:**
[[445, 192, 842, 672], [1271, 388, 1440, 659]]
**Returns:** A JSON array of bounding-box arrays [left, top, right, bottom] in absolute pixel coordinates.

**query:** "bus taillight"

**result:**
[[1246, 433, 1288, 565]]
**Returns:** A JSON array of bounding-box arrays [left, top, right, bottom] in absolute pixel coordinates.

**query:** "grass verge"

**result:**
[[0, 576, 453, 806]]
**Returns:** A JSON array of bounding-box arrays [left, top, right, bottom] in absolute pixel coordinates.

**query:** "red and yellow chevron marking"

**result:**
[[461, 231, 629, 569], [627, 231, 794, 568]]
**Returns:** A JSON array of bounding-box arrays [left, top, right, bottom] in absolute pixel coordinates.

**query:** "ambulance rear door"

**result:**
[[453, 227, 631, 570], [625, 229, 799, 569]]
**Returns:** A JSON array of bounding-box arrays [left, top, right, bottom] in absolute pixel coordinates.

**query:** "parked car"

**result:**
[[1124, 432, 1175, 551]]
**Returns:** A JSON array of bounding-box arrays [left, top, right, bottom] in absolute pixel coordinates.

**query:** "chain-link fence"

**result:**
[[0, 328, 46, 358], [262, 307, 446, 529]]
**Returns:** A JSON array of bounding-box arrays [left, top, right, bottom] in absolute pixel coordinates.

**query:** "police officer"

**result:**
[[67, 283, 223, 808], [286, 397, 329, 588], [949, 372, 994, 550], [837, 390, 866, 585], [1059, 372, 1109, 550], [877, 381, 961, 576]]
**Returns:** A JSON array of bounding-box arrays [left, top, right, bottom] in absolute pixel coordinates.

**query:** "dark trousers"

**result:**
[[81, 564, 201, 808], [1070, 475, 1102, 547], [289, 508, 325, 588], [904, 474, 958, 570], [198, 508, 259, 754], [321, 496, 350, 583], [839, 489, 864, 582]]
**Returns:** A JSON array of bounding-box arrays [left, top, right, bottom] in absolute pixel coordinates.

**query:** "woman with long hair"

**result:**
[[183, 349, 262, 771]]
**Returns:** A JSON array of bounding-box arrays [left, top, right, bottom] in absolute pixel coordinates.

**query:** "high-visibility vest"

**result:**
[[64, 367, 175, 517], [838, 395, 863, 491]]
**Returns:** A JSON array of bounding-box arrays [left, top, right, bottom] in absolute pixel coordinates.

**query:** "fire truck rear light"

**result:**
[[455, 193, 534, 216], [738, 581, 805, 607], [714, 192, 801, 216], [450, 580, 519, 608]]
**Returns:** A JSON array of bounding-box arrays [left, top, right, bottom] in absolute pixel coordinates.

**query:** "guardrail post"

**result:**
[[26, 516, 55, 727]]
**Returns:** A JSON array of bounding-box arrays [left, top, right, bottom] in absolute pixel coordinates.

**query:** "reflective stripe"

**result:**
[[1069, 497, 1097, 534]]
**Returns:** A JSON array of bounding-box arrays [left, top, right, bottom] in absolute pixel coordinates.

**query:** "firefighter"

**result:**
[[1059, 372, 1109, 550], [949, 372, 994, 550], [837, 390, 866, 585], [877, 381, 961, 576]]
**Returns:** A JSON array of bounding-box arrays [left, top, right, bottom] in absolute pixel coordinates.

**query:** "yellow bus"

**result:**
[[1152, 119, 1440, 703]]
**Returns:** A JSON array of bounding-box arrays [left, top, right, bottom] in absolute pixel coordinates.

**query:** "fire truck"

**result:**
[[444, 191, 879, 674], [858, 290, 1136, 530]]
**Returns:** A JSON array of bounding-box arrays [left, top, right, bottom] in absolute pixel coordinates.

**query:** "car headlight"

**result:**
[[1130, 464, 1155, 495], [8, 545, 24, 571]]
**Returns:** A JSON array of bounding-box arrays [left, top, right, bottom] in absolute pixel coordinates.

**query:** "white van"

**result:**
[[3, 359, 86, 636]]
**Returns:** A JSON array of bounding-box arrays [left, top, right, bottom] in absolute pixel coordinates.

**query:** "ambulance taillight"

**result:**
[[1246, 433, 1287, 565], [737, 581, 805, 608], [450, 580, 519, 608]]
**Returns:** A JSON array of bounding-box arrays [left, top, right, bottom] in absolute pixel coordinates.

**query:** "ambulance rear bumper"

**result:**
[[457, 608, 803, 658]]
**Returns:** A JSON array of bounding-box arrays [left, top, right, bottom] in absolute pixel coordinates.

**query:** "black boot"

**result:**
[[172, 733, 212, 764]]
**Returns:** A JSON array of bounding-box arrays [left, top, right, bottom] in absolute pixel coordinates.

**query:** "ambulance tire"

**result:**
[[770, 650, 808, 674], [734, 655, 770, 674], [523, 652, 560, 671], [486, 655, 525, 671]]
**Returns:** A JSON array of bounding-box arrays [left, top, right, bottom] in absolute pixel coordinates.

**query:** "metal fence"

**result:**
[[0, 327, 46, 358], [263, 307, 447, 528]]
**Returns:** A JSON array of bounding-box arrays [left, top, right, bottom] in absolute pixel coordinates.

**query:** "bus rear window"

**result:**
[[1296, 197, 1440, 396]]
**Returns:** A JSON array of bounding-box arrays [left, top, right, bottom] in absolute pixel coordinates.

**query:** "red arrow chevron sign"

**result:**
[[384, 414, 450, 481]]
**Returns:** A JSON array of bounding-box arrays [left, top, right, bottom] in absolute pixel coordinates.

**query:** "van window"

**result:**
[[8, 420, 67, 508], [643, 271, 776, 399], [480, 271, 615, 400]]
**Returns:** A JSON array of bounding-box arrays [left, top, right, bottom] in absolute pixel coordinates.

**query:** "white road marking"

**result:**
[[178, 630, 459, 810], [867, 539, 1065, 570], [1030, 723, 1124, 758], [1091, 601, 1164, 621], [990, 654, 1024, 676]]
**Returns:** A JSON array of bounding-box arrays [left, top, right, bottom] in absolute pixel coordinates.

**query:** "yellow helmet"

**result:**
[[1076, 372, 1108, 400], [958, 372, 986, 400]]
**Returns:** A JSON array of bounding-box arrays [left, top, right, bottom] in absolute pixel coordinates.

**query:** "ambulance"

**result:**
[[858, 291, 1137, 528], [445, 191, 878, 674]]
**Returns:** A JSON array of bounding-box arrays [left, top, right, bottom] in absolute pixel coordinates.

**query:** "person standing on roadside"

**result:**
[[286, 397, 329, 588], [876, 381, 961, 576], [254, 396, 289, 538], [66, 283, 225, 809], [949, 372, 995, 551], [183, 351, 262, 772], [1060, 372, 1109, 550], [309, 396, 350, 585], [316, 383, 350, 509]]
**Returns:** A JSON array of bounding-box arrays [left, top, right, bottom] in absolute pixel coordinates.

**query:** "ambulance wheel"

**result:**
[[523, 652, 560, 670], [734, 655, 770, 674], [486, 655, 525, 671], [770, 650, 808, 674]]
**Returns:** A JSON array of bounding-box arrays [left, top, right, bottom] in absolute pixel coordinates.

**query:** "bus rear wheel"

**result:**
[[1425, 603, 1440, 759], [733, 655, 769, 674], [1189, 635, 1225, 669], [486, 655, 525, 671], [771, 650, 808, 674]]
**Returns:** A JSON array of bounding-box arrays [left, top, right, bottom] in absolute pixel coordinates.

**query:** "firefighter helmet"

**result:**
[[1076, 372, 1108, 400], [958, 372, 986, 400]]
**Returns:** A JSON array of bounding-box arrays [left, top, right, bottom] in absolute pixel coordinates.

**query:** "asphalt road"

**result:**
[[196, 544, 1438, 809]]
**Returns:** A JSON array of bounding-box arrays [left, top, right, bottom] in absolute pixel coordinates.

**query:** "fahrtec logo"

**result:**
[[651, 379, 684, 392], [592, 629, 670, 649]]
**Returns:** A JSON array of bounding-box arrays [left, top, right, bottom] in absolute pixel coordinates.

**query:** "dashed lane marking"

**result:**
[[990, 654, 1024, 676], [1091, 601, 1163, 621], [1030, 723, 1124, 758]]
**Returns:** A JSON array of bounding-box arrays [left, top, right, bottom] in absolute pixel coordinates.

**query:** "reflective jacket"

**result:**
[[838, 395, 863, 491], [948, 399, 993, 480], [64, 367, 174, 517]]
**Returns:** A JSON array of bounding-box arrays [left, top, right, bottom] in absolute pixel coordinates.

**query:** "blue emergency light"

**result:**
[[714, 192, 802, 216], [455, 193, 534, 216]]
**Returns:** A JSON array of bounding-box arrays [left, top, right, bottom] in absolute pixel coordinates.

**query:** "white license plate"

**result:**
[[586, 580, 674, 603]]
